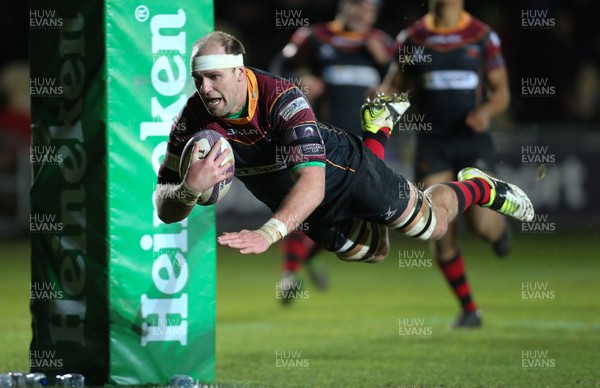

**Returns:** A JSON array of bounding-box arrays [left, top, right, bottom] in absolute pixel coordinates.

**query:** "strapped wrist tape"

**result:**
[[255, 218, 288, 245]]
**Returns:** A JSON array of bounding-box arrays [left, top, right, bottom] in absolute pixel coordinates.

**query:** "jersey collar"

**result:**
[[222, 68, 258, 125]]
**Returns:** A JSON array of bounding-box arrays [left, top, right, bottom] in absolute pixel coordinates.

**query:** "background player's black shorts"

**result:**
[[305, 146, 411, 251], [415, 132, 497, 181]]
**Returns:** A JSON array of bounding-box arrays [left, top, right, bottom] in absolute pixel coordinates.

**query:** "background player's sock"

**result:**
[[445, 178, 492, 213], [363, 127, 390, 159], [281, 230, 315, 273], [437, 252, 478, 312]]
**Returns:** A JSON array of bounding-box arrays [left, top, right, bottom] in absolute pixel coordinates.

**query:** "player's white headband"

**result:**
[[191, 54, 244, 72]]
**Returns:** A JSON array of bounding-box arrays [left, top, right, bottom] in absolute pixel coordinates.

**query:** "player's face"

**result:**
[[429, 0, 464, 10], [193, 67, 245, 117], [343, 1, 377, 32]]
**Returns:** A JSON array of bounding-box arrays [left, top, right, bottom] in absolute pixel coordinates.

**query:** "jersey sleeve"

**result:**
[[372, 29, 397, 58], [269, 87, 326, 172], [395, 29, 418, 77], [483, 30, 506, 72], [395, 29, 409, 52], [368, 29, 398, 75], [157, 99, 199, 185], [278, 27, 315, 72]]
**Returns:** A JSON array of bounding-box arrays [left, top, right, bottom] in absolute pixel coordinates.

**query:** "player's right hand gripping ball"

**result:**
[[179, 130, 235, 205]]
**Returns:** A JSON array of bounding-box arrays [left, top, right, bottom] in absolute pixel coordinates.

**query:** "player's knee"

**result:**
[[362, 254, 385, 263], [428, 218, 447, 241], [363, 232, 389, 263], [335, 219, 387, 263], [389, 190, 438, 241]]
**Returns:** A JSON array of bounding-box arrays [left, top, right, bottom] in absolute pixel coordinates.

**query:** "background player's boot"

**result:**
[[277, 271, 303, 305], [492, 222, 512, 258], [449, 309, 483, 329], [361, 92, 410, 134], [458, 167, 535, 222], [305, 257, 329, 290]]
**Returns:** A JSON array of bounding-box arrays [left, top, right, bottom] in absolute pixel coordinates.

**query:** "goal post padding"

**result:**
[[29, 0, 215, 384]]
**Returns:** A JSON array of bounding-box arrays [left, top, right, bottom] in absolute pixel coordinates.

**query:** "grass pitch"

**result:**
[[1, 230, 599, 387]]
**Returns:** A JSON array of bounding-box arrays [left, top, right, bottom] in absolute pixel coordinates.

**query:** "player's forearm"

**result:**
[[273, 167, 325, 233], [481, 67, 510, 117], [379, 63, 402, 94], [155, 183, 195, 224], [481, 85, 510, 118]]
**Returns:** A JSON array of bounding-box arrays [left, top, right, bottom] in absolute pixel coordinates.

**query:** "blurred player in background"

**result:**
[[381, 0, 511, 328], [270, 0, 396, 302], [155, 32, 534, 308]]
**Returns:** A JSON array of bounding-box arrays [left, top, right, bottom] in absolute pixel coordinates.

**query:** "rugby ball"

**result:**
[[179, 130, 235, 205]]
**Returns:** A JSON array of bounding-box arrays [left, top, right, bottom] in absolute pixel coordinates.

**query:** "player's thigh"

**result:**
[[348, 150, 411, 224], [305, 217, 388, 263]]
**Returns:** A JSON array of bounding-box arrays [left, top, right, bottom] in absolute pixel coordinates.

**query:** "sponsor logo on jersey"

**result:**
[[425, 34, 462, 46], [322, 65, 380, 87], [293, 123, 319, 140], [280, 97, 310, 121], [464, 45, 481, 58], [300, 143, 324, 156], [422, 70, 478, 90], [226, 127, 261, 136], [383, 206, 398, 221], [330, 35, 363, 48]]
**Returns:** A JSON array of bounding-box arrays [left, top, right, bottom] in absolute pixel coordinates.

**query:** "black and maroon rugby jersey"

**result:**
[[398, 11, 505, 137], [158, 67, 365, 213]]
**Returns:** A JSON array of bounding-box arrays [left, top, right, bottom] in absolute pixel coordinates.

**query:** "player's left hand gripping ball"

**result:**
[[179, 130, 235, 205]]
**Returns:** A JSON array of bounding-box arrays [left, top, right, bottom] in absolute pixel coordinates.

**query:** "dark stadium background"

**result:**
[[213, 0, 599, 124], [2, 1, 598, 132], [1, 0, 598, 286], [0, 0, 599, 385]]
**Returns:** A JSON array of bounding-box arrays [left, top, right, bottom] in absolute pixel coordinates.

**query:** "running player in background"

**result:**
[[270, 0, 396, 301], [380, 0, 511, 328]]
